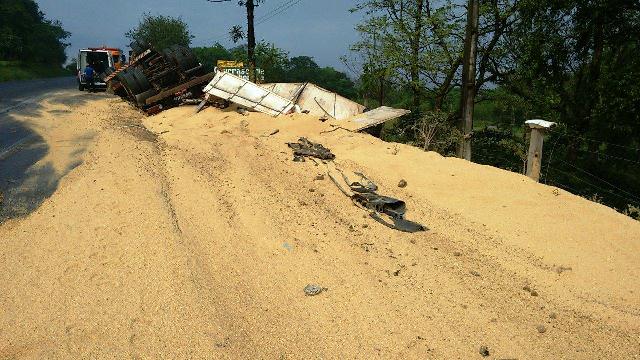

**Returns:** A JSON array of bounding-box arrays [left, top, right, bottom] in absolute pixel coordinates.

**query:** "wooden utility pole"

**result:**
[[525, 119, 556, 181], [373, 32, 384, 106], [458, 0, 480, 160], [245, 0, 257, 83], [207, 0, 258, 82], [409, 0, 425, 111]]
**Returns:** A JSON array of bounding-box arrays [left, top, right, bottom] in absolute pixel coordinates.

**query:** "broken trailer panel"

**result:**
[[202, 73, 411, 130], [260, 83, 365, 120], [203, 71, 295, 117]]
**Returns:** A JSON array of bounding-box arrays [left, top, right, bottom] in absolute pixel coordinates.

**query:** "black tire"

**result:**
[[170, 45, 198, 71], [129, 67, 151, 92], [161, 47, 179, 67], [130, 40, 144, 55], [161, 45, 196, 72], [120, 71, 142, 95], [78, 82, 84, 91]]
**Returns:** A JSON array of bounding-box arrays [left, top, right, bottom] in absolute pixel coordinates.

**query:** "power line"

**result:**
[[548, 128, 640, 152], [555, 160, 640, 204], [549, 166, 640, 206], [575, 148, 640, 166], [256, 0, 298, 22], [568, 133, 640, 152], [208, 0, 305, 45], [547, 179, 583, 195], [256, 0, 305, 25], [543, 130, 565, 184], [257, 0, 303, 25]]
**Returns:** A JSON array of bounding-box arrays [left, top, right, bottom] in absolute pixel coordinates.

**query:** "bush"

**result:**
[[412, 111, 461, 155]]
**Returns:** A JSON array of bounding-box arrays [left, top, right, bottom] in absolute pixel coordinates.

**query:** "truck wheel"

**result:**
[[169, 45, 198, 72], [120, 71, 143, 95], [129, 67, 151, 93]]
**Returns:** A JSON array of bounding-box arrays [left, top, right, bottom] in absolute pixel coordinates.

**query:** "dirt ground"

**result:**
[[1, 92, 639, 359]]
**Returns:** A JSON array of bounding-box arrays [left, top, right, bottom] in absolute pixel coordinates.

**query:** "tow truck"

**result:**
[[76, 47, 126, 91]]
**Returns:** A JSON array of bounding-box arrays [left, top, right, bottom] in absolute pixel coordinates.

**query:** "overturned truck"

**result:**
[[105, 41, 214, 115], [107, 43, 411, 131]]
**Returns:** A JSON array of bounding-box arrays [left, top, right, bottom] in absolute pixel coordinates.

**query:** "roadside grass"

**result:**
[[0, 61, 71, 82]]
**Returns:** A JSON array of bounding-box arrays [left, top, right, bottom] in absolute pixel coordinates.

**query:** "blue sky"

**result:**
[[36, 0, 364, 74]]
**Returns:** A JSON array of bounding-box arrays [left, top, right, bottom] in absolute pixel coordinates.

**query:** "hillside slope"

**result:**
[[1, 95, 638, 359]]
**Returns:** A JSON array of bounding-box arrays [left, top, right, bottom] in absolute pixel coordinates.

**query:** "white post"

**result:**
[[525, 119, 556, 182]]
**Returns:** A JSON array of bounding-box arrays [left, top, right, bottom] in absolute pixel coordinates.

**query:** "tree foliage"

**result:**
[[0, 0, 70, 66], [349, 0, 640, 215], [192, 43, 232, 73], [126, 14, 193, 50], [492, 0, 640, 210], [350, 0, 516, 112], [205, 42, 357, 98]]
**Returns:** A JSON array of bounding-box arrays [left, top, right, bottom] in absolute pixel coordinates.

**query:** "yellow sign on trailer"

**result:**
[[217, 60, 244, 68]]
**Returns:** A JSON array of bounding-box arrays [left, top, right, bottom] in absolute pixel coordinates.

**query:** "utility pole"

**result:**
[[373, 32, 384, 106], [458, 0, 480, 160], [207, 0, 258, 82], [245, 0, 257, 82]]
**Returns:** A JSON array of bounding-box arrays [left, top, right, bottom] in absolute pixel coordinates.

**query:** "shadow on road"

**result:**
[[0, 91, 99, 222]]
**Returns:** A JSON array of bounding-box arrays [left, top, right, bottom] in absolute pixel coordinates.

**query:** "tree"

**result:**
[[65, 57, 77, 73], [192, 43, 232, 73], [225, 43, 357, 96], [458, 0, 480, 160], [350, 1, 455, 112], [285, 56, 319, 81], [0, 0, 69, 66], [227, 41, 288, 81], [350, 1, 517, 146], [284, 56, 357, 98], [494, 0, 640, 209], [125, 14, 193, 50], [255, 42, 289, 82]]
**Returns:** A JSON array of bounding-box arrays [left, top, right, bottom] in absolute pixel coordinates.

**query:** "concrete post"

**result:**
[[525, 119, 557, 182]]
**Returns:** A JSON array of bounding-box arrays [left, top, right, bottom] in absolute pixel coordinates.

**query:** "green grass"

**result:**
[[0, 61, 71, 82]]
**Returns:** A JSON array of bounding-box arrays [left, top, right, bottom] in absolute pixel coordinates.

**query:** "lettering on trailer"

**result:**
[[216, 60, 264, 82]]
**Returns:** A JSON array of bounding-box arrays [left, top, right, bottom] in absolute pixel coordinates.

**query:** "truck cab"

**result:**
[[76, 47, 126, 91]]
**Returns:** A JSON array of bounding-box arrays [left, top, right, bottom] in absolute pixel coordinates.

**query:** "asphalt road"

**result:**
[[0, 77, 75, 151], [0, 77, 76, 220]]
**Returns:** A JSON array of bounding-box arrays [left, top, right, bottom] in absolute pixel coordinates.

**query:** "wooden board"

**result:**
[[145, 72, 216, 105]]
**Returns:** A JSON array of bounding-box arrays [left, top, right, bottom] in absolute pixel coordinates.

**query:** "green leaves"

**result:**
[[0, 0, 69, 65], [125, 14, 194, 50]]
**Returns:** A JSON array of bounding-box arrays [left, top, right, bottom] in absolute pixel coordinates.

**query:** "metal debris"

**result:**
[[287, 137, 335, 161], [341, 106, 411, 132], [327, 168, 427, 233], [261, 82, 364, 120]]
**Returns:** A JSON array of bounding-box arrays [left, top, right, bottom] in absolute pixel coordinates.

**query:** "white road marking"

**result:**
[[0, 135, 36, 161]]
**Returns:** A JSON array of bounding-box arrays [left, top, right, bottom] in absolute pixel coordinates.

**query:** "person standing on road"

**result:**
[[84, 63, 95, 92]]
